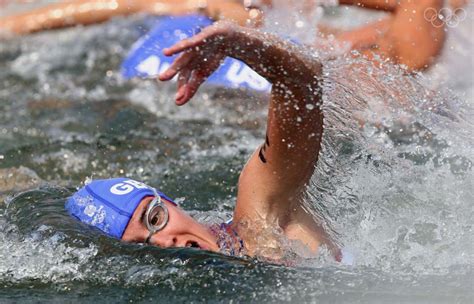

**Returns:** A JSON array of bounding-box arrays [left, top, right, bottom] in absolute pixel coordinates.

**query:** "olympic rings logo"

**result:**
[[424, 7, 467, 28]]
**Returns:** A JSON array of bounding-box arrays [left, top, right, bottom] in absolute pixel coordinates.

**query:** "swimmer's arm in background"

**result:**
[[331, 19, 391, 52], [0, 0, 255, 37], [0, 0, 144, 35], [332, 0, 446, 71], [158, 22, 326, 250], [340, 0, 467, 11], [338, 0, 399, 11], [325, 0, 396, 52]]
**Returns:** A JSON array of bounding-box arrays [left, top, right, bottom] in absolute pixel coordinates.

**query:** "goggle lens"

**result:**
[[148, 205, 167, 228], [144, 190, 170, 244]]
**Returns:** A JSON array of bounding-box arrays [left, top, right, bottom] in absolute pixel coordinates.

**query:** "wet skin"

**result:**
[[20, 15, 333, 257], [122, 196, 220, 252], [0, 0, 259, 36], [121, 21, 339, 259]]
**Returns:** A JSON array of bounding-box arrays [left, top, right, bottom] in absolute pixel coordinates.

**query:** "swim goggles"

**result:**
[[144, 189, 169, 244]]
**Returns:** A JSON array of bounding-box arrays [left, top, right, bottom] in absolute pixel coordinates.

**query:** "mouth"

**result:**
[[185, 241, 201, 249]]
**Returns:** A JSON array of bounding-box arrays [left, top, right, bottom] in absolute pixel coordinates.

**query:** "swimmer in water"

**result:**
[[0, 0, 465, 72], [321, 0, 448, 72], [0, 0, 261, 35], [66, 20, 343, 261], [261, 0, 456, 72]]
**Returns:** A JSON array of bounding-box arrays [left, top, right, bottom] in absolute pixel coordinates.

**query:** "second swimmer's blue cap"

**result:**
[[121, 14, 272, 92], [65, 178, 176, 239]]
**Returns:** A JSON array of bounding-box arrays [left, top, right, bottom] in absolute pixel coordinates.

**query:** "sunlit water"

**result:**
[[0, 2, 473, 303]]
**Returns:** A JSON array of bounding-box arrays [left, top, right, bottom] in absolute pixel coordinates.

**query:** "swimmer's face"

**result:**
[[122, 197, 219, 252]]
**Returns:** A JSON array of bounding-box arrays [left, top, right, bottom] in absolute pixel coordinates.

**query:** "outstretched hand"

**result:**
[[158, 21, 238, 106]]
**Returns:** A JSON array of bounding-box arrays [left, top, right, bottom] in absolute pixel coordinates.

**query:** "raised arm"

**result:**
[[159, 22, 327, 254], [158, 22, 323, 173]]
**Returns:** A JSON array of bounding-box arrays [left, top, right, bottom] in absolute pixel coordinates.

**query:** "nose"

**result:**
[[149, 233, 177, 248]]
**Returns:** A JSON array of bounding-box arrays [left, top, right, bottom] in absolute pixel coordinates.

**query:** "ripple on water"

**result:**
[[0, 4, 473, 303]]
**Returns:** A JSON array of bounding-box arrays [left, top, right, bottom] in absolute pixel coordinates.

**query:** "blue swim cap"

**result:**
[[121, 14, 272, 92], [65, 178, 175, 239]]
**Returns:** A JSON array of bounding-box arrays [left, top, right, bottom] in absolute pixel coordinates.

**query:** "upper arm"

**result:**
[[234, 84, 324, 221], [0, 0, 142, 35], [335, 18, 392, 51], [382, 0, 445, 71], [337, 0, 445, 71]]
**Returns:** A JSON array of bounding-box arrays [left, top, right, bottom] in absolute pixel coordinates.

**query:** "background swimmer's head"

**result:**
[[66, 178, 219, 251]]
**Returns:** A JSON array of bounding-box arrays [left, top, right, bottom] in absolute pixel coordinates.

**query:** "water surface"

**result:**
[[0, 3, 473, 303]]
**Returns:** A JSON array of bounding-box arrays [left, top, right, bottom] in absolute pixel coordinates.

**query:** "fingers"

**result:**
[[163, 31, 208, 57], [175, 69, 191, 103], [182, 71, 208, 105], [164, 53, 225, 106], [177, 68, 191, 89], [158, 51, 194, 81], [162, 21, 233, 56], [158, 22, 235, 106], [158, 48, 209, 105], [175, 70, 208, 106], [175, 85, 188, 105]]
